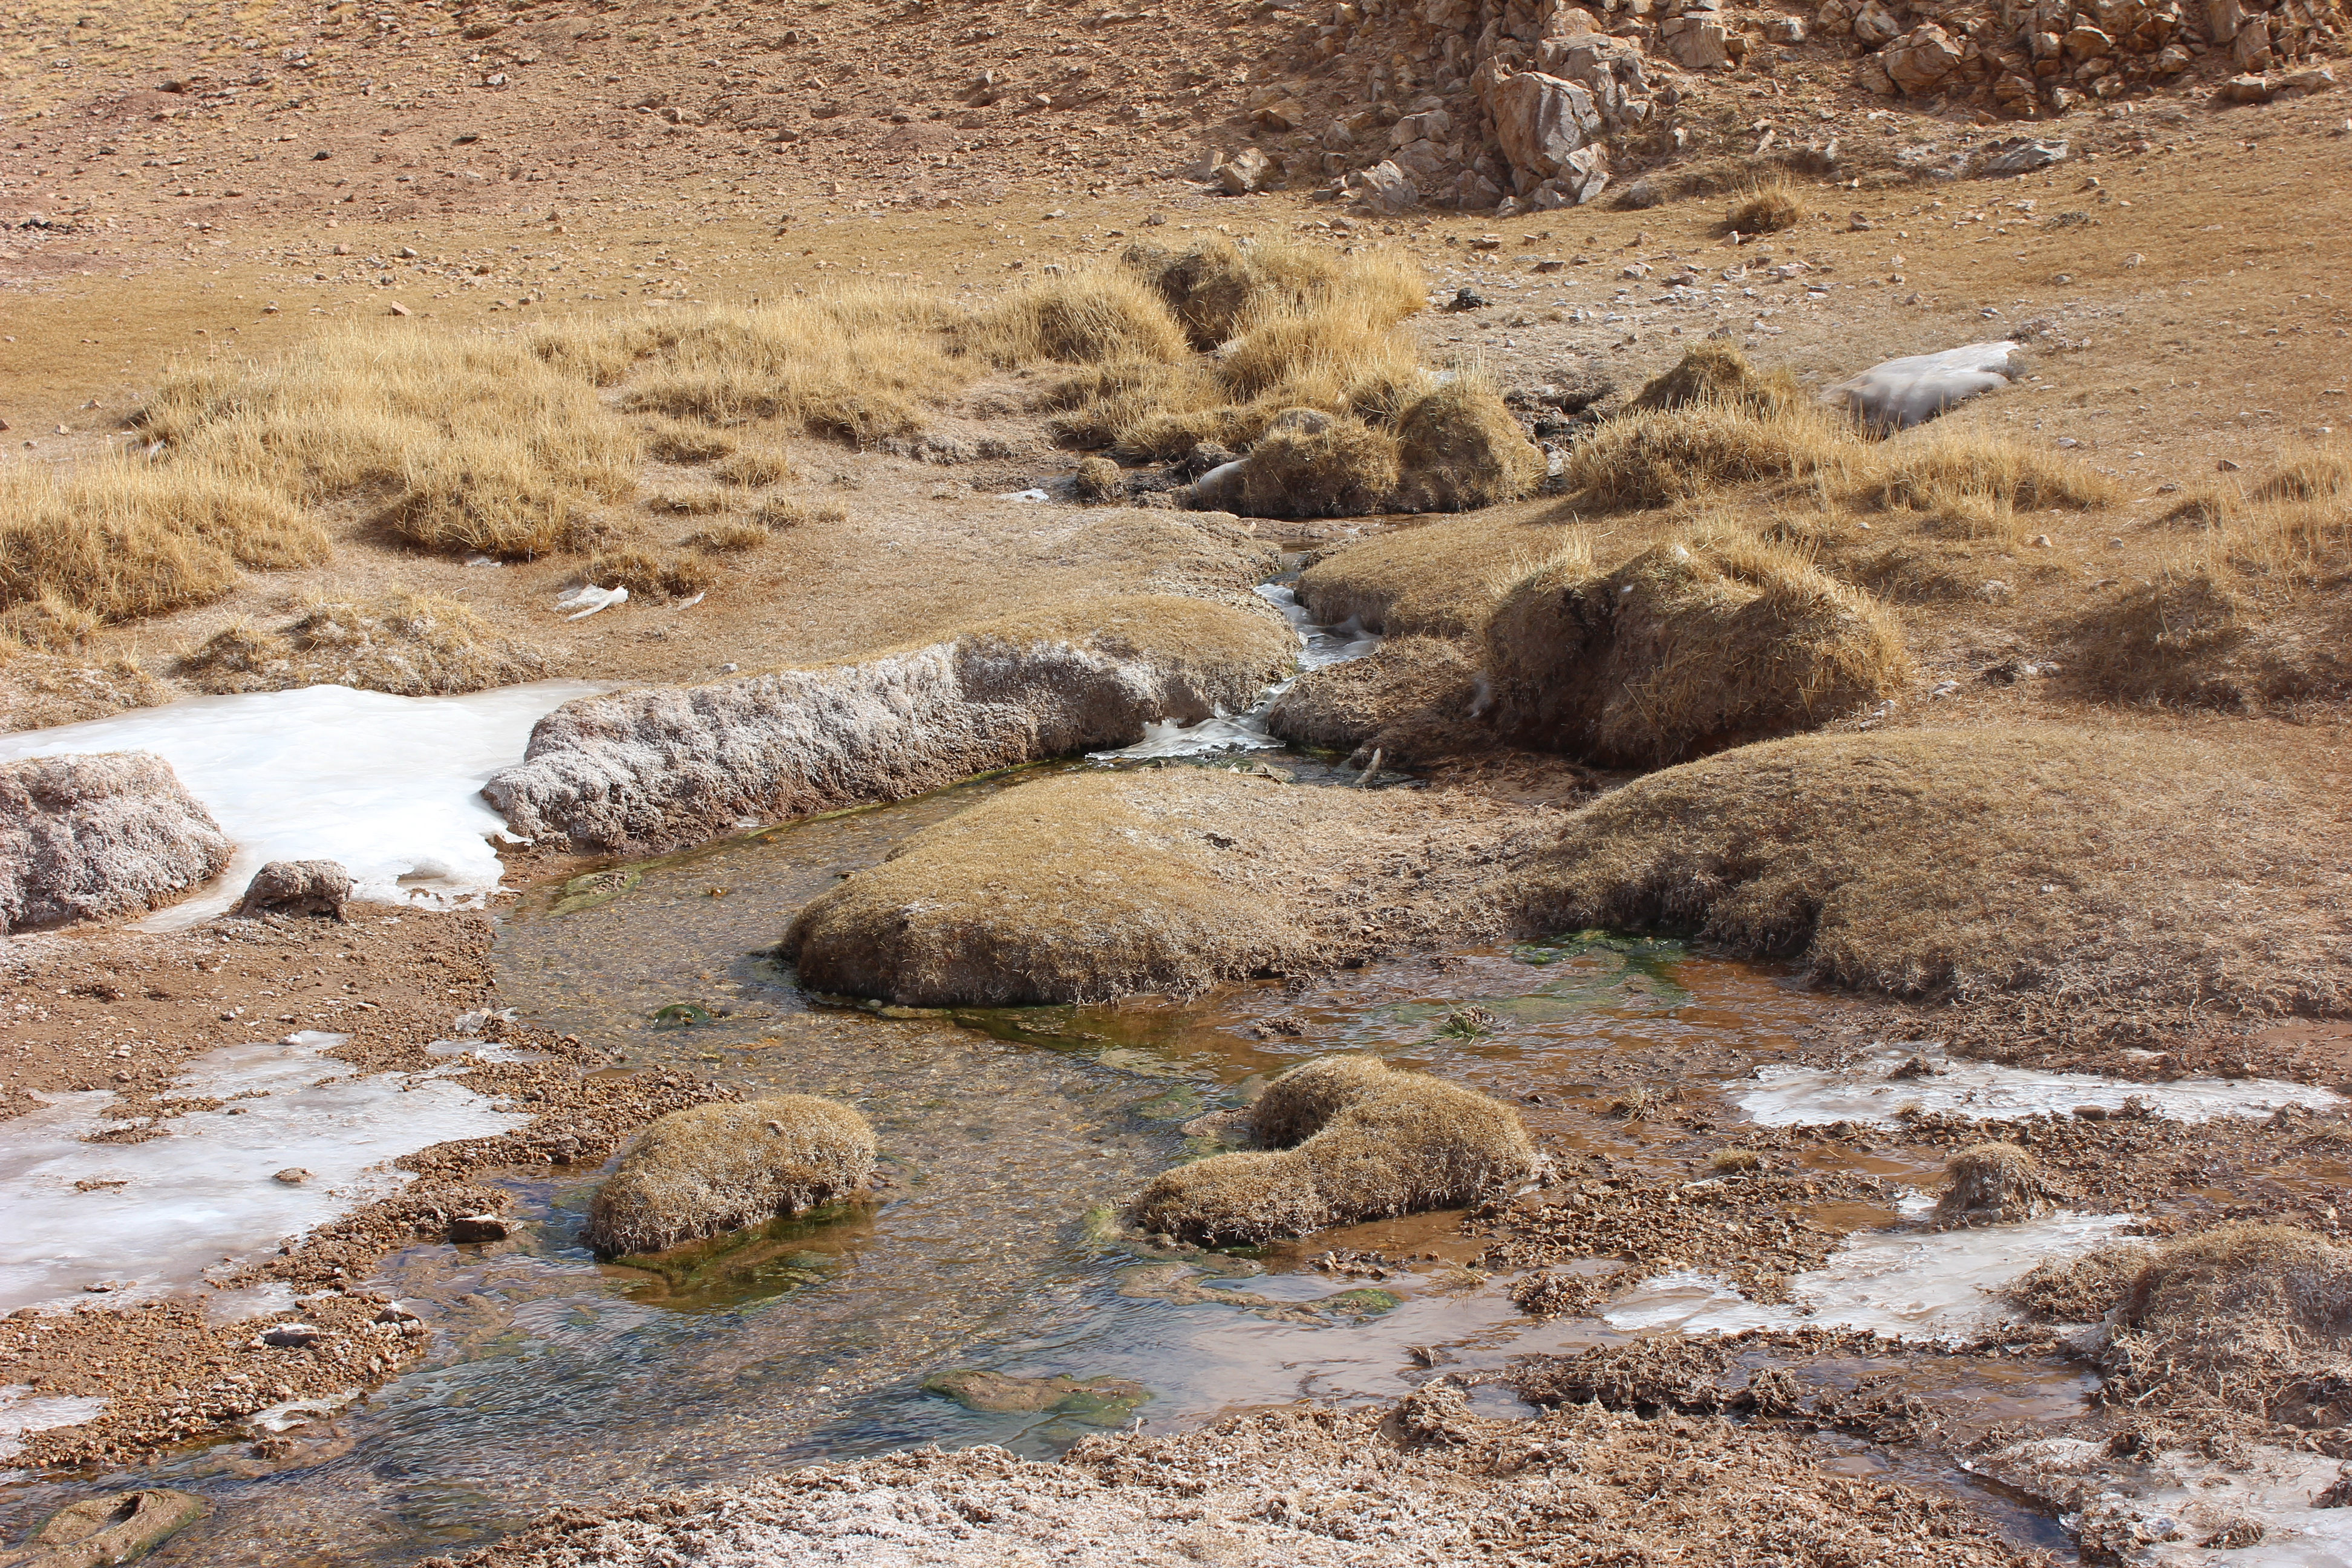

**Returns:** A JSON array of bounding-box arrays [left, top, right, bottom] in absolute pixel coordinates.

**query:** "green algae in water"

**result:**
[[605, 1203, 866, 1313], [549, 869, 642, 917], [651, 1001, 715, 1030], [1323, 1287, 1403, 1316]]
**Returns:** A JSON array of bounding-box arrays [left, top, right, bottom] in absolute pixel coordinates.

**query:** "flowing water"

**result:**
[[0, 760, 2092, 1564], [0, 587, 2135, 1563]]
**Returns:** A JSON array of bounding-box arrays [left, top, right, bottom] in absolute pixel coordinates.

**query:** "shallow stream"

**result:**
[[0, 754, 2108, 1565]]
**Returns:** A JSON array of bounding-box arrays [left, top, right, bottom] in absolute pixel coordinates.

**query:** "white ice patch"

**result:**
[[1001, 488, 1052, 503], [0, 680, 602, 924], [0, 1386, 109, 1460], [1089, 582, 1380, 761], [1603, 1209, 2141, 1342], [1826, 341, 2024, 431], [555, 583, 629, 620], [1733, 1048, 2345, 1128], [1984, 1438, 2352, 1567], [0, 1031, 528, 1313]]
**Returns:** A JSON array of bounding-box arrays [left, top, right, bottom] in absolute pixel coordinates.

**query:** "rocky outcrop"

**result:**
[[483, 595, 1295, 853], [0, 753, 232, 935]]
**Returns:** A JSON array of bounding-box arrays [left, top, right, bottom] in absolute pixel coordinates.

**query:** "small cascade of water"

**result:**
[[1089, 581, 1379, 762]]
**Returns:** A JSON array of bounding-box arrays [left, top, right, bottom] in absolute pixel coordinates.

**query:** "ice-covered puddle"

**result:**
[[1091, 582, 1380, 761], [1733, 1047, 2345, 1128], [1982, 1437, 2352, 1566], [0, 1031, 528, 1313], [1604, 1197, 2142, 1343], [0, 680, 602, 924], [0, 1386, 109, 1461]]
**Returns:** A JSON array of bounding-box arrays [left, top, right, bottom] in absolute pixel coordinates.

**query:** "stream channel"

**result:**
[[0, 582, 2098, 1566]]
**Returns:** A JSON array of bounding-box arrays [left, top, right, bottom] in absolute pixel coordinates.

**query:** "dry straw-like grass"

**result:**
[[1726, 180, 1805, 235], [1515, 725, 2348, 1016], [1482, 533, 1909, 767], [2070, 442, 2348, 708], [180, 589, 547, 696], [584, 1097, 876, 1257], [1128, 1054, 1543, 1245], [583, 547, 718, 601], [0, 458, 328, 622], [139, 328, 639, 560]]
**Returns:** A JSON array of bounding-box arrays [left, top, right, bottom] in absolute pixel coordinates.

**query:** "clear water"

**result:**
[[0, 765, 2094, 1564]]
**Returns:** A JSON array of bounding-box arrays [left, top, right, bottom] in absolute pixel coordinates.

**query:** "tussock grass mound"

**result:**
[[0, 460, 328, 623], [1123, 235, 1420, 350], [531, 289, 961, 443], [1235, 410, 1402, 519], [1128, 1054, 1540, 1245], [779, 769, 1537, 1005], [140, 328, 638, 560], [2014, 1226, 2352, 1428], [1515, 726, 2348, 1014], [1295, 516, 1577, 637], [1627, 342, 1800, 417], [1391, 378, 1544, 513], [972, 269, 1192, 366], [1726, 181, 1805, 235], [581, 547, 718, 603], [180, 591, 548, 697], [584, 1097, 875, 1257], [1483, 537, 1907, 768], [1567, 403, 1850, 508], [1264, 635, 1481, 762], [1932, 1143, 2057, 1230], [2069, 445, 2350, 710]]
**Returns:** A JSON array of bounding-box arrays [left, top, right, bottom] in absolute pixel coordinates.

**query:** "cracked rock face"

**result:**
[[482, 595, 1294, 854], [0, 753, 233, 934]]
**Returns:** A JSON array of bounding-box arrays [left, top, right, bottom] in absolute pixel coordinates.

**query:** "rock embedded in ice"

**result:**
[[1733, 1048, 2345, 1127], [0, 752, 232, 933], [0, 681, 602, 924], [1824, 341, 2025, 431]]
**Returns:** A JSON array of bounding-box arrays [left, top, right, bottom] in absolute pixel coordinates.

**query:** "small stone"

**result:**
[[272, 1168, 311, 1185], [1217, 147, 1276, 194], [260, 1322, 322, 1348], [448, 1213, 509, 1243]]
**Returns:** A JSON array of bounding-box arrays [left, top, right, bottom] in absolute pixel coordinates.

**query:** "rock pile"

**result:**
[[1820, 0, 2344, 111]]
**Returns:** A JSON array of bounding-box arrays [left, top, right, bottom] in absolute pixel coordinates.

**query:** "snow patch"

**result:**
[[0, 681, 602, 924], [0, 1031, 528, 1313], [1732, 1049, 2344, 1128], [1983, 1437, 2352, 1566]]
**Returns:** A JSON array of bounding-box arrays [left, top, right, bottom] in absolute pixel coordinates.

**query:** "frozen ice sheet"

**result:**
[[1604, 1210, 2141, 1342], [1985, 1437, 2352, 1567], [0, 1386, 109, 1460], [0, 1031, 528, 1313], [1733, 1048, 2344, 1128], [0, 680, 603, 924]]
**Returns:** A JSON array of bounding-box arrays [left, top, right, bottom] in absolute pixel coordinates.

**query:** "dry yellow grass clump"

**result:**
[[178, 590, 546, 696], [1236, 409, 1402, 519], [1515, 725, 2348, 1016], [0, 459, 328, 624], [1295, 515, 1578, 636], [970, 267, 1192, 366], [2013, 1225, 2352, 1428], [780, 769, 1537, 1005], [1264, 635, 1482, 762], [528, 289, 962, 444], [2070, 442, 2350, 710], [1726, 181, 1805, 235], [1931, 1143, 2057, 1230], [582, 547, 718, 601], [1481, 535, 1909, 767], [1128, 1054, 1542, 1246], [583, 1097, 877, 1257], [138, 328, 638, 560]]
